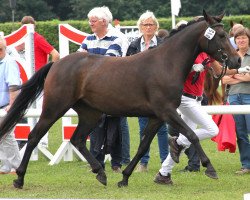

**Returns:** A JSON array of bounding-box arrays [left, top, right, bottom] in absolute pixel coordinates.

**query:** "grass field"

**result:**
[[0, 117, 249, 200]]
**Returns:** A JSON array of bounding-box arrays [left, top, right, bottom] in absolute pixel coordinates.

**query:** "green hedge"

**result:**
[[0, 15, 249, 53]]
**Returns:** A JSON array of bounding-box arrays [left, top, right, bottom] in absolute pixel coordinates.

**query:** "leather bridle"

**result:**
[[206, 22, 228, 79]]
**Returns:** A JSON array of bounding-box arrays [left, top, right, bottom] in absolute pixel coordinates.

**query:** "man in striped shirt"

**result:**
[[78, 7, 123, 57], [78, 6, 127, 173]]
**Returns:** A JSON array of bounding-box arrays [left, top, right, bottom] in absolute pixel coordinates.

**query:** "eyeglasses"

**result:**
[[141, 23, 156, 27], [88, 19, 103, 24]]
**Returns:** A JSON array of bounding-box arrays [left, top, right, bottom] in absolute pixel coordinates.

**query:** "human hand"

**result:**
[[4, 105, 11, 112], [238, 66, 250, 74], [192, 64, 204, 72]]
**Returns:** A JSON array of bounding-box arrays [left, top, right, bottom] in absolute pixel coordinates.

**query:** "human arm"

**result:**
[[210, 60, 250, 75], [36, 33, 60, 61], [50, 49, 60, 61], [105, 37, 123, 57], [77, 37, 89, 52], [5, 86, 20, 112], [126, 37, 141, 56], [222, 73, 250, 85], [4, 58, 21, 112], [222, 75, 241, 85], [210, 60, 237, 75]]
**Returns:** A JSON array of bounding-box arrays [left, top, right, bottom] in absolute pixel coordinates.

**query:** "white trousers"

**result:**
[[159, 95, 219, 176], [0, 127, 21, 173]]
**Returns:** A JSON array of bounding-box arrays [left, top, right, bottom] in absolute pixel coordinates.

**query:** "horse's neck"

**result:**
[[162, 21, 207, 80]]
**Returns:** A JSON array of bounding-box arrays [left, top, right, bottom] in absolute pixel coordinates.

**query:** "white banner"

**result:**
[[171, 0, 181, 16]]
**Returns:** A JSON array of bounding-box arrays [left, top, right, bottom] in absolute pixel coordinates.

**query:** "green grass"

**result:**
[[0, 117, 249, 199]]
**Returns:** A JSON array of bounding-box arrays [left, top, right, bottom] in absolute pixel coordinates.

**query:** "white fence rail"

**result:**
[[1, 105, 250, 118]]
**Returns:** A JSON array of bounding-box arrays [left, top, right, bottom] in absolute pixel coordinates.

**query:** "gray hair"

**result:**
[[137, 10, 159, 30], [87, 6, 113, 25]]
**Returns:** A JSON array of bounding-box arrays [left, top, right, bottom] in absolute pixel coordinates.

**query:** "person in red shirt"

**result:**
[[16, 16, 60, 148], [17, 16, 60, 71], [154, 51, 250, 185]]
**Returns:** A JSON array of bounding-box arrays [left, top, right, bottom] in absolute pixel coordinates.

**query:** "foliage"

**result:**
[[0, 0, 249, 23], [0, 118, 249, 200], [1, 15, 249, 53]]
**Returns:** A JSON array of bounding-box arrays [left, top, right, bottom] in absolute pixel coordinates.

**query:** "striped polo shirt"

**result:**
[[78, 30, 123, 57]]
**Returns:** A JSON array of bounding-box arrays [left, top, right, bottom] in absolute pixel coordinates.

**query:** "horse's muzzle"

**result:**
[[228, 56, 241, 70]]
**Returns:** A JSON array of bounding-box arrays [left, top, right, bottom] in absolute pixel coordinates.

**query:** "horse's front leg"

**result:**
[[118, 117, 163, 187]]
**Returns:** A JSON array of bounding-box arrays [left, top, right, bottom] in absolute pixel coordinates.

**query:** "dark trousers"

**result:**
[[184, 144, 200, 170], [90, 116, 122, 169]]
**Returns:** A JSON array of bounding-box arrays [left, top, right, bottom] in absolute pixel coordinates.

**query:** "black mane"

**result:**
[[168, 17, 205, 37]]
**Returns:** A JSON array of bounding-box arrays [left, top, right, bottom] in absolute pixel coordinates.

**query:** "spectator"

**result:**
[[126, 10, 169, 172], [229, 23, 244, 49], [19, 16, 60, 70], [107, 20, 130, 166], [78, 6, 125, 173], [170, 19, 201, 173], [18, 16, 60, 148], [157, 29, 169, 39], [6, 43, 28, 150], [0, 37, 21, 175], [222, 27, 250, 175]]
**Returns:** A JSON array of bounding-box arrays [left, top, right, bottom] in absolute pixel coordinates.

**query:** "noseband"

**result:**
[[205, 22, 228, 79]]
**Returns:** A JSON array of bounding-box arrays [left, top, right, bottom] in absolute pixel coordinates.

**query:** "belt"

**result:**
[[182, 92, 203, 101]]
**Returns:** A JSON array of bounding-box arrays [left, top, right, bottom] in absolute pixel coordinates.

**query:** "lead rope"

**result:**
[[206, 55, 228, 80]]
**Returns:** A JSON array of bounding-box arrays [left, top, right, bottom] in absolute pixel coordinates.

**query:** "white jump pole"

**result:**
[[1, 105, 250, 118]]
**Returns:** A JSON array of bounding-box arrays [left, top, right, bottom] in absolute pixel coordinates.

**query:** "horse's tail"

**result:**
[[0, 62, 54, 140]]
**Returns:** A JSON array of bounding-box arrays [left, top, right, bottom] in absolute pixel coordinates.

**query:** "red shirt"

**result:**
[[183, 52, 211, 96], [34, 32, 54, 71]]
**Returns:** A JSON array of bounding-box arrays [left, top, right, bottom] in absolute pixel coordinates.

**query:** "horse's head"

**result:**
[[199, 10, 241, 69]]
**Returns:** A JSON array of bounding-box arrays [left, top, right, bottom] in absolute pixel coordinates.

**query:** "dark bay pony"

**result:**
[[0, 10, 240, 189]]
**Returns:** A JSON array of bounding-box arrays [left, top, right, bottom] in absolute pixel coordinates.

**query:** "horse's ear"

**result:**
[[216, 11, 225, 22], [203, 9, 213, 24], [240, 20, 243, 25]]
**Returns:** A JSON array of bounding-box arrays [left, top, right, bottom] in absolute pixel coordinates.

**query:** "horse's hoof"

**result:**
[[96, 172, 107, 186], [13, 179, 23, 189], [117, 180, 128, 188], [205, 169, 218, 179]]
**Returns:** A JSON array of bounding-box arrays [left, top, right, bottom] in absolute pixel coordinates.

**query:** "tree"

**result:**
[[0, 0, 249, 23], [44, 0, 73, 20], [0, 0, 13, 22], [15, 0, 55, 22]]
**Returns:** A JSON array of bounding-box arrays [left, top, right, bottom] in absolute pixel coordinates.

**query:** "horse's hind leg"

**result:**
[[118, 117, 163, 187], [13, 113, 60, 189], [166, 109, 217, 179], [70, 104, 107, 185]]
